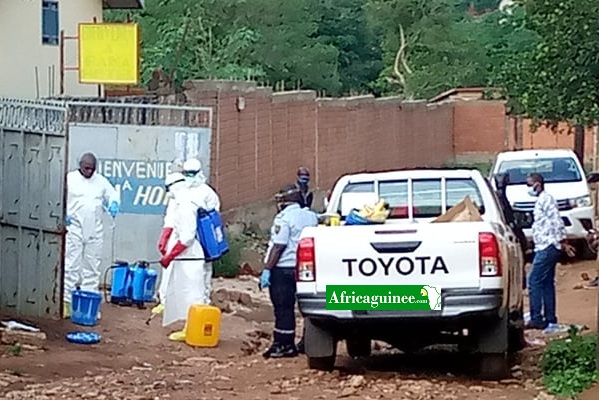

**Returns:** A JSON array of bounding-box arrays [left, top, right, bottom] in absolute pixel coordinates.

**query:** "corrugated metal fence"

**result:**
[[0, 98, 69, 318]]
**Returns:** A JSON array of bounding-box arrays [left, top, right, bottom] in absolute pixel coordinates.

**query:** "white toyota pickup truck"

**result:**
[[296, 168, 526, 379]]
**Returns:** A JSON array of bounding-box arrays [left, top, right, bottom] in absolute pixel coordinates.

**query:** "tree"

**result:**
[[105, 0, 264, 87], [365, 0, 498, 99], [235, 0, 343, 93], [316, 0, 383, 95], [483, 3, 540, 115], [499, 0, 599, 128]]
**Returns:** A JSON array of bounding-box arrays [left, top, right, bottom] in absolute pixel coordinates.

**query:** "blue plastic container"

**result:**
[[210, 209, 229, 256], [71, 290, 102, 327], [345, 209, 370, 226], [196, 208, 229, 261], [110, 261, 130, 304], [143, 269, 158, 302], [131, 264, 146, 304]]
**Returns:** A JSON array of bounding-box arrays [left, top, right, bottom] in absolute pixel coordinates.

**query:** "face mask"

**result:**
[[528, 186, 539, 197], [298, 176, 310, 185]]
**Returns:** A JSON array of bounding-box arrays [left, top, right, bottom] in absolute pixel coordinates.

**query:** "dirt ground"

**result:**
[[0, 259, 597, 400]]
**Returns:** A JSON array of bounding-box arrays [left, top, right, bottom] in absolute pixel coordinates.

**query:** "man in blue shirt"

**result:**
[[526, 173, 574, 333], [260, 184, 319, 358]]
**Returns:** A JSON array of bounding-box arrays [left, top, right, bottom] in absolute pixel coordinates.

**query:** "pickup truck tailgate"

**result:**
[[310, 222, 491, 293]]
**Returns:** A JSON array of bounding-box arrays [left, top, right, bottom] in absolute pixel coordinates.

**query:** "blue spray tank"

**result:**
[[103, 260, 158, 309], [196, 208, 229, 262], [109, 261, 131, 304]]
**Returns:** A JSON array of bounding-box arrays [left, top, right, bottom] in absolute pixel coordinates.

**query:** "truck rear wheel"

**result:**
[[346, 338, 371, 358], [304, 318, 337, 372]]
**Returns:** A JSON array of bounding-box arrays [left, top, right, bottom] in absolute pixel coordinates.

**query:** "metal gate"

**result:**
[[64, 100, 213, 288], [0, 98, 69, 318]]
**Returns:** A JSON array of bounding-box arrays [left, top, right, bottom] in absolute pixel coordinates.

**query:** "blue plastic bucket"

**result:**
[[71, 290, 102, 327]]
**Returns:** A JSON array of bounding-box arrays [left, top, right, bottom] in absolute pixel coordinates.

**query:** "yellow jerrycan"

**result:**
[[185, 304, 222, 348]]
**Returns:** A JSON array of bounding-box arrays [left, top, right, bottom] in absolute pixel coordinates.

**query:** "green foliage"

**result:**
[[8, 344, 22, 357], [212, 235, 245, 278], [105, 0, 264, 87], [457, 0, 502, 13], [498, 0, 599, 126], [234, 0, 342, 93], [104, 0, 552, 104], [317, 0, 383, 95], [540, 326, 598, 398]]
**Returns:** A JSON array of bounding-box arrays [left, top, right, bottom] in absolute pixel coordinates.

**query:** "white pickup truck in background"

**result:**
[[296, 169, 525, 379], [489, 148, 598, 259]]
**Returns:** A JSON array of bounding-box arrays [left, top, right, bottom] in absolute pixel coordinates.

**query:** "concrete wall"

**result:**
[[67, 122, 212, 283], [0, 0, 103, 99]]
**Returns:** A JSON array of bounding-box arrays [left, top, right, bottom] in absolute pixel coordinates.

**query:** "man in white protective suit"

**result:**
[[159, 172, 206, 342], [152, 171, 183, 316], [64, 152, 120, 318], [181, 158, 221, 305]]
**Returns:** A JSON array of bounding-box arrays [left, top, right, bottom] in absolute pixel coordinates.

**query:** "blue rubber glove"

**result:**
[[65, 215, 73, 226], [260, 269, 271, 289], [108, 201, 119, 218]]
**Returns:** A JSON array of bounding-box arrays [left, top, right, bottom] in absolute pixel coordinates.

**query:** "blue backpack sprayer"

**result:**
[[103, 260, 159, 309], [104, 207, 229, 310]]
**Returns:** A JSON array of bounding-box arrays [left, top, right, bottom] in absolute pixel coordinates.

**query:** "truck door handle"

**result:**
[[369, 241, 422, 254]]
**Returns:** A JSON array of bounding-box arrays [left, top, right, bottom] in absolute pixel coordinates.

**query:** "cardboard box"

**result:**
[[432, 195, 483, 223]]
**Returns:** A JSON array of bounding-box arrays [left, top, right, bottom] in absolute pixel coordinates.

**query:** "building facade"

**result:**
[[0, 0, 142, 99]]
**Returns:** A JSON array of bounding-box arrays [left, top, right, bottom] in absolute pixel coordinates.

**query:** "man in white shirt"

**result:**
[[526, 172, 574, 333]]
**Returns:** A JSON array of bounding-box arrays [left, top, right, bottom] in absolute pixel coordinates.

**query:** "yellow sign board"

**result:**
[[78, 23, 140, 85]]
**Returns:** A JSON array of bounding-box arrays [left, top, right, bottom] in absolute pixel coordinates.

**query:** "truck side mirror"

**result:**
[[587, 172, 599, 184]]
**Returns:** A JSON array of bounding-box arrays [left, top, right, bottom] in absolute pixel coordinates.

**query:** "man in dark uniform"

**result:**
[[295, 167, 314, 209], [260, 184, 319, 358]]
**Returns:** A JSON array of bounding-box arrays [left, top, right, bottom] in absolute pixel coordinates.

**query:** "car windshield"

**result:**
[[496, 157, 582, 184], [337, 178, 484, 219]]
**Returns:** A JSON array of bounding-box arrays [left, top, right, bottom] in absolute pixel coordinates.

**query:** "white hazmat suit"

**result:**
[[155, 174, 180, 307], [64, 169, 120, 310], [182, 158, 221, 305], [159, 175, 207, 341]]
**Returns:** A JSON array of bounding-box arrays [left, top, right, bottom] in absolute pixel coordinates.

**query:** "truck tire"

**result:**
[[304, 318, 337, 372], [346, 338, 371, 358]]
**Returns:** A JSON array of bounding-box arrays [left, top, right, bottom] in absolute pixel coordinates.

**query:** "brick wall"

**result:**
[[519, 120, 594, 159], [183, 81, 455, 210], [181, 80, 597, 210], [453, 101, 508, 155]]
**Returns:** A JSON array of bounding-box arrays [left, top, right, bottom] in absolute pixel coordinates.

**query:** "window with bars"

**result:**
[[42, 0, 59, 45]]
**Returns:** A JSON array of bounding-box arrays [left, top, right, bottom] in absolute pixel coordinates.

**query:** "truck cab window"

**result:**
[[378, 178, 484, 219], [338, 182, 376, 217]]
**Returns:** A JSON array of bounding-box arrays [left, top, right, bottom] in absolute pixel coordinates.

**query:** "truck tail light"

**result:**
[[479, 232, 502, 277], [296, 237, 316, 282]]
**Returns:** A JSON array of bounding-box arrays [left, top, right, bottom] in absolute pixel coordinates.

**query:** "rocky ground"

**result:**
[[0, 258, 598, 400]]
